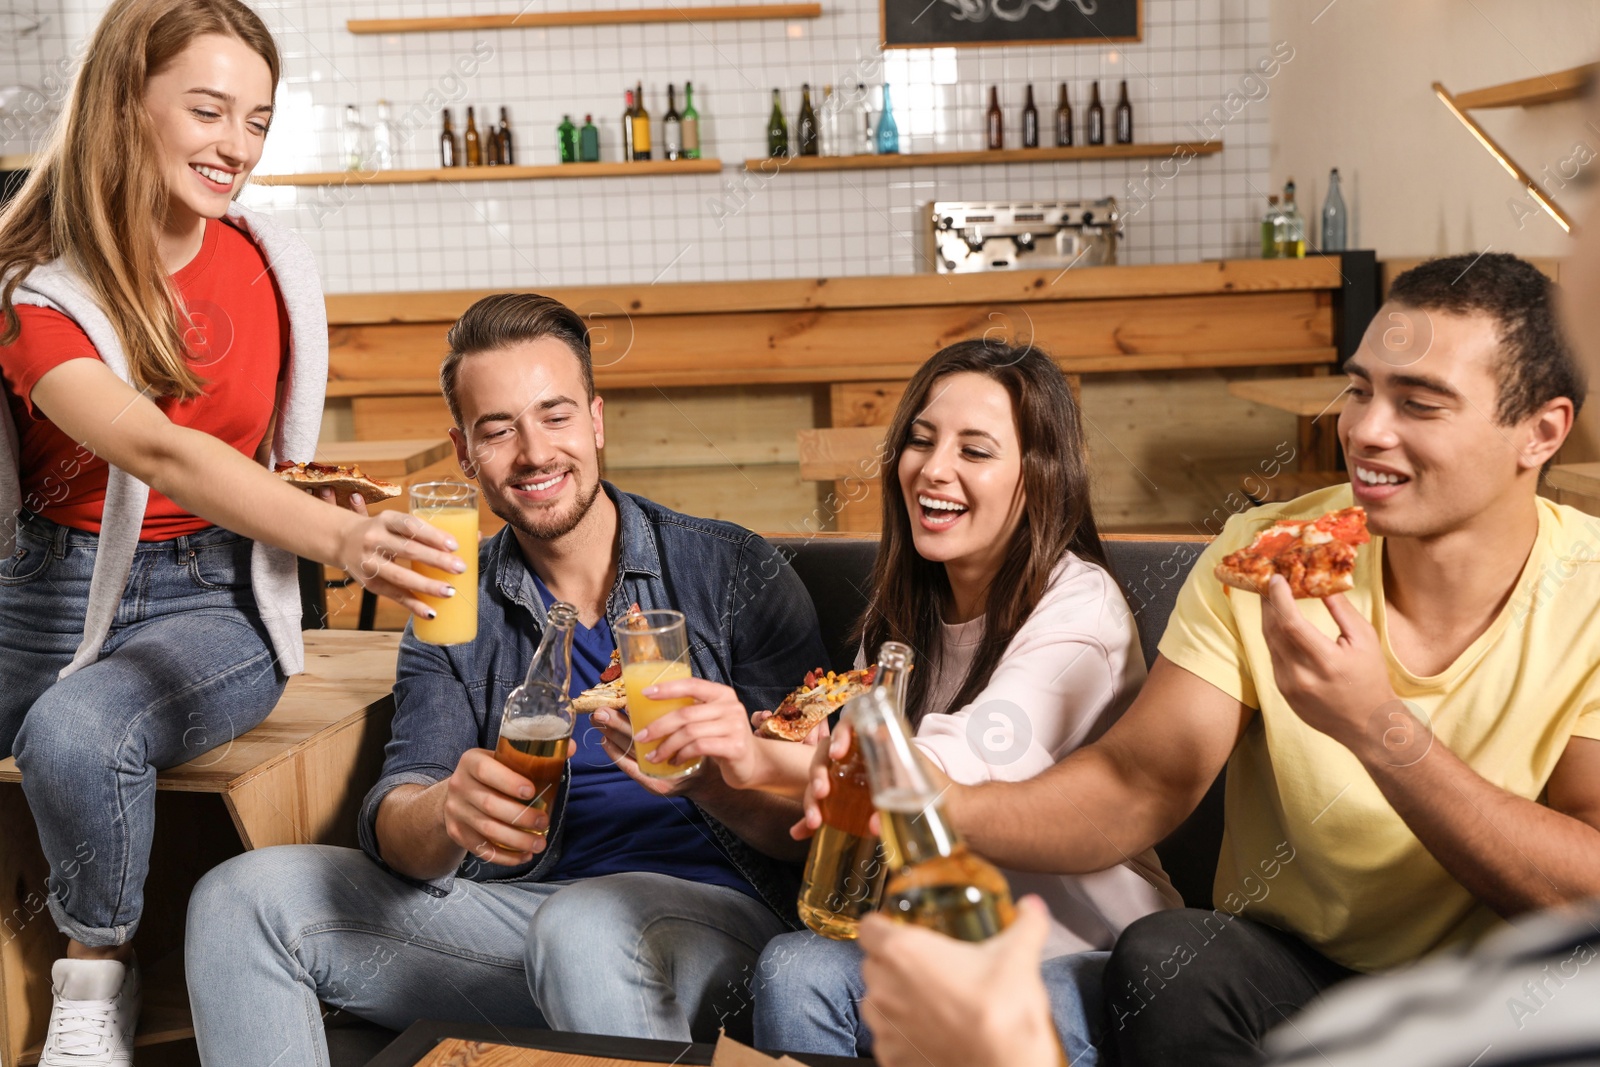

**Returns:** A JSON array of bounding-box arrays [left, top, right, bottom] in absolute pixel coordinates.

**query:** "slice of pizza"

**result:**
[[276, 461, 401, 509], [1214, 505, 1371, 599], [757, 666, 879, 742], [572, 603, 647, 713]]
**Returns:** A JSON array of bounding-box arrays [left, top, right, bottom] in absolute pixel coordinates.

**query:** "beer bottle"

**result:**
[[1087, 81, 1105, 146], [796, 642, 913, 940], [557, 114, 578, 164], [622, 90, 638, 162], [1054, 82, 1072, 147], [440, 109, 459, 168], [464, 105, 482, 166], [632, 80, 653, 161], [850, 686, 1015, 942], [768, 88, 789, 158], [579, 113, 600, 162], [495, 602, 580, 828], [681, 83, 701, 159], [798, 83, 819, 157], [663, 84, 683, 161], [486, 106, 501, 167], [985, 86, 1003, 150], [498, 106, 515, 165], [1114, 79, 1133, 144], [1022, 84, 1039, 148]]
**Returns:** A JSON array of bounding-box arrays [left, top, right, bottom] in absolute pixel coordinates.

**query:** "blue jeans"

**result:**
[[0, 514, 286, 946], [185, 845, 790, 1067], [752, 930, 1110, 1065]]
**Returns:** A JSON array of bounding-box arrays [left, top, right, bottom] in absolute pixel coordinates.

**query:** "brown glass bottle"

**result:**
[[1022, 84, 1039, 148], [1115, 79, 1133, 144], [798, 83, 819, 157], [985, 86, 1003, 150], [1054, 82, 1072, 147], [464, 106, 482, 166], [485, 107, 500, 167], [498, 107, 515, 165], [1087, 82, 1105, 146], [440, 109, 459, 167]]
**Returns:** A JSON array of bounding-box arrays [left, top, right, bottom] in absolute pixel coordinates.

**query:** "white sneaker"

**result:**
[[40, 957, 140, 1066]]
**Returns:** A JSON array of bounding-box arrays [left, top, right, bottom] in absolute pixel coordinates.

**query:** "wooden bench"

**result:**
[[0, 630, 402, 1065]]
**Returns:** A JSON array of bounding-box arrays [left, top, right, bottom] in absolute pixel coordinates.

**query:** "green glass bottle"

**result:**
[[681, 82, 701, 159], [768, 88, 789, 158], [578, 114, 600, 162], [557, 114, 577, 163]]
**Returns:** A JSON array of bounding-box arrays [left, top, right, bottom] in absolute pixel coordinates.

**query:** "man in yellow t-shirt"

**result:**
[[894, 252, 1600, 1067]]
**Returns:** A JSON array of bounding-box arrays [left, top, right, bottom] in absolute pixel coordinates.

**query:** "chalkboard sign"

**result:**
[[882, 0, 1140, 48]]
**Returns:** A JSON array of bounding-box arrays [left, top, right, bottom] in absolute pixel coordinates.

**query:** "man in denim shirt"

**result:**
[[186, 294, 828, 1065]]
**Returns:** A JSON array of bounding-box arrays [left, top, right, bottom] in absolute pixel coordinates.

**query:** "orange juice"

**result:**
[[622, 659, 697, 778], [411, 505, 479, 644]]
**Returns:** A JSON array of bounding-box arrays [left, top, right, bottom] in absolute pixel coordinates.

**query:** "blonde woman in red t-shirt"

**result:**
[[0, 0, 462, 1060]]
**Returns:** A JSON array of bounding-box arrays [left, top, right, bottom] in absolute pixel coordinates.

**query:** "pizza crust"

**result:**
[[756, 667, 877, 742], [276, 462, 402, 509]]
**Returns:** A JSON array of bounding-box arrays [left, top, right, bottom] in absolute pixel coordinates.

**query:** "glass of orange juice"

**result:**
[[619, 609, 699, 779], [410, 481, 479, 645]]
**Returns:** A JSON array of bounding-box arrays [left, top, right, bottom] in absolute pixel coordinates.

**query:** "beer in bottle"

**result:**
[[632, 81, 652, 160], [986, 86, 1003, 150], [486, 107, 501, 167], [1054, 82, 1072, 147], [494, 602, 579, 832], [1114, 79, 1133, 144], [464, 105, 482, 166], [798, 83, 819, 157], [622, 90, 638, 162], [579, 114, 600, 162], [796, 642, 913, 940], [440, 109, 460, 168], [875, 82, 899, 155], [850, 685, 1015, 941], [498, 107, 515, 165], [768, 89, 789, 158], [557, 115, 578, 163], [681, 83, 701, 159], [1087, 82, 1105, 145], [663, 84, 683, 161]]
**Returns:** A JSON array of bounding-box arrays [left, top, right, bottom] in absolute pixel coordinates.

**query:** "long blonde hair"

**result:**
[[0, 0, 280, 399]]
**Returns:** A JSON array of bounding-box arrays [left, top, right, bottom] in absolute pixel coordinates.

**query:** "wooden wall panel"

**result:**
[[606, 464, 824, 535], [600, 385, 818, 469], [352, 395, 452, 440]]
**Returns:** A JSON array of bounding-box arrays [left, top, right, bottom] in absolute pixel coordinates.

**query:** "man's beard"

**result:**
[[488, 468, 602, 541]]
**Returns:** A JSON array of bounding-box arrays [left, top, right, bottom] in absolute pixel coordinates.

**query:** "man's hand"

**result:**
[[789, 723, 955, 840], [859, 896, 1061, 1067], [1259, 576, 1399, 755], [592, 707, 709, 797], [441, 748, 557, 866], [632, 677, 771, 790]]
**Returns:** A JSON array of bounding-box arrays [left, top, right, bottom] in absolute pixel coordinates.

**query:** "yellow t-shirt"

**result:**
[[1159, 484, 1600, 973]]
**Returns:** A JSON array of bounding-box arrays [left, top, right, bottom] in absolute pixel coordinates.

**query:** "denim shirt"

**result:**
[[356, 483, 829, 926]]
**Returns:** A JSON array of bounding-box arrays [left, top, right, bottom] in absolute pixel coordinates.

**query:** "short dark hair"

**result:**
[[1386, 253, 1585, 424], [439, 293, 596, 426]]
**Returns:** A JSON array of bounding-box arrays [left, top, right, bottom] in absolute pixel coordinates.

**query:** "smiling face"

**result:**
[[448, 338, 605, 542], [142, 33, 274, 224], [1339, 303, 1565, 539], [896, 371, 1027, 571]]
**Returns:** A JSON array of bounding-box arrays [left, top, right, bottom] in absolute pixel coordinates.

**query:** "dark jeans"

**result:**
[[1101, 909, 1357, 1067]]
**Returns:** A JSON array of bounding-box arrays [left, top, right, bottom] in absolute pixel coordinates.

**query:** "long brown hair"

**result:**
[[855, 339, 1108, 726], [0, 0, 280, 399]]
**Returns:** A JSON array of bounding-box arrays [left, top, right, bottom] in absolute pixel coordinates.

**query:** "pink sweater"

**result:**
[[865, 552, 1181, 956]]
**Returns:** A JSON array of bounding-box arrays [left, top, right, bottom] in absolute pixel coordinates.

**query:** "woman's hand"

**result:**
[[791, 720, 855, 840], [315, 487, 368, 516], [336, 509, 466, 621]]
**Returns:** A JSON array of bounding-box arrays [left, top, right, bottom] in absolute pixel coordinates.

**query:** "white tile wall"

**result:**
[[25, 0, 1279, 292]]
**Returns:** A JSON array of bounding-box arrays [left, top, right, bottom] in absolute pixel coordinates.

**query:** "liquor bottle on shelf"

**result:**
[[579, 113, 600, 162], [622, 90, 638, 161], [1280, 177, 1307, 257], [1055, 82, 1072, 147], [464, 105, 482, 166], [340, 104, 365, 171], [1261, 194, 1284, 259], [768, 88, 789, 158], [371, 100, 394, 169], [1321, 168, 1347, 252], [486, 106, 501, 166], [681, 83, 701, 159], [798, 83, 819, 157], [985, 86, 1003, 150], [819, 84, 838, 157], [498, 107, 515, 165], [1022, 84, 1039, 148], [440, 109, 459, 167], [1087, 82, 1104, 145], [876, 82, 899, 155], [632, 81, 652, 160], [796, 642, 913, 940], [663, 84, 683, 161], [854, 83, 873, 156], [1114, 79, 1133, 144], [557, 115, 578, 163], [849, 686, 1014, 942]]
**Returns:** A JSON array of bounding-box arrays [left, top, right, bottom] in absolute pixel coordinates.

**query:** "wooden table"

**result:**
[[1226, 376, 1350, 472], [0, 630, 401, 1065], [313, 437, 456, 512], [369, 1021, 873, 1067]]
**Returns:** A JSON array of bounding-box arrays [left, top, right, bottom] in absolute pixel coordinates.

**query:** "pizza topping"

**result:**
[[1215, 506, 1370, 599]]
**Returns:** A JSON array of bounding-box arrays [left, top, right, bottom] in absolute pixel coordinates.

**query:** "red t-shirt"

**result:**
[[1, 219, 288, 539]]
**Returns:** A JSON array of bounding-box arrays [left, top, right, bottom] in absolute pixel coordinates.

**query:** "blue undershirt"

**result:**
[[530, 574, 759, 899]]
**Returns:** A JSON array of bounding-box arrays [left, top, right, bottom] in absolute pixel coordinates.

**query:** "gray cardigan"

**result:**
[[1, 203, 328, 678]]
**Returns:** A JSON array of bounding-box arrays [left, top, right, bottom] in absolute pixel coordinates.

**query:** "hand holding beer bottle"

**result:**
[[493, 602, 580, 833]]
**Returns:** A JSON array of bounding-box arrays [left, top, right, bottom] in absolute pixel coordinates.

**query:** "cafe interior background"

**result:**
[[4, 0, 1600, 628]]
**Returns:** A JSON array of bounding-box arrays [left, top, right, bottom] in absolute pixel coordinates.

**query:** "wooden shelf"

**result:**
[[348, 3, 820, 34], [253, 158, 721, 186], [741, 141, 1221, 172], [1453, 63, 1596, 110]]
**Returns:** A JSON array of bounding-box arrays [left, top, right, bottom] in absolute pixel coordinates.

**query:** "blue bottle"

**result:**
[[876, 82, 900, 155]]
